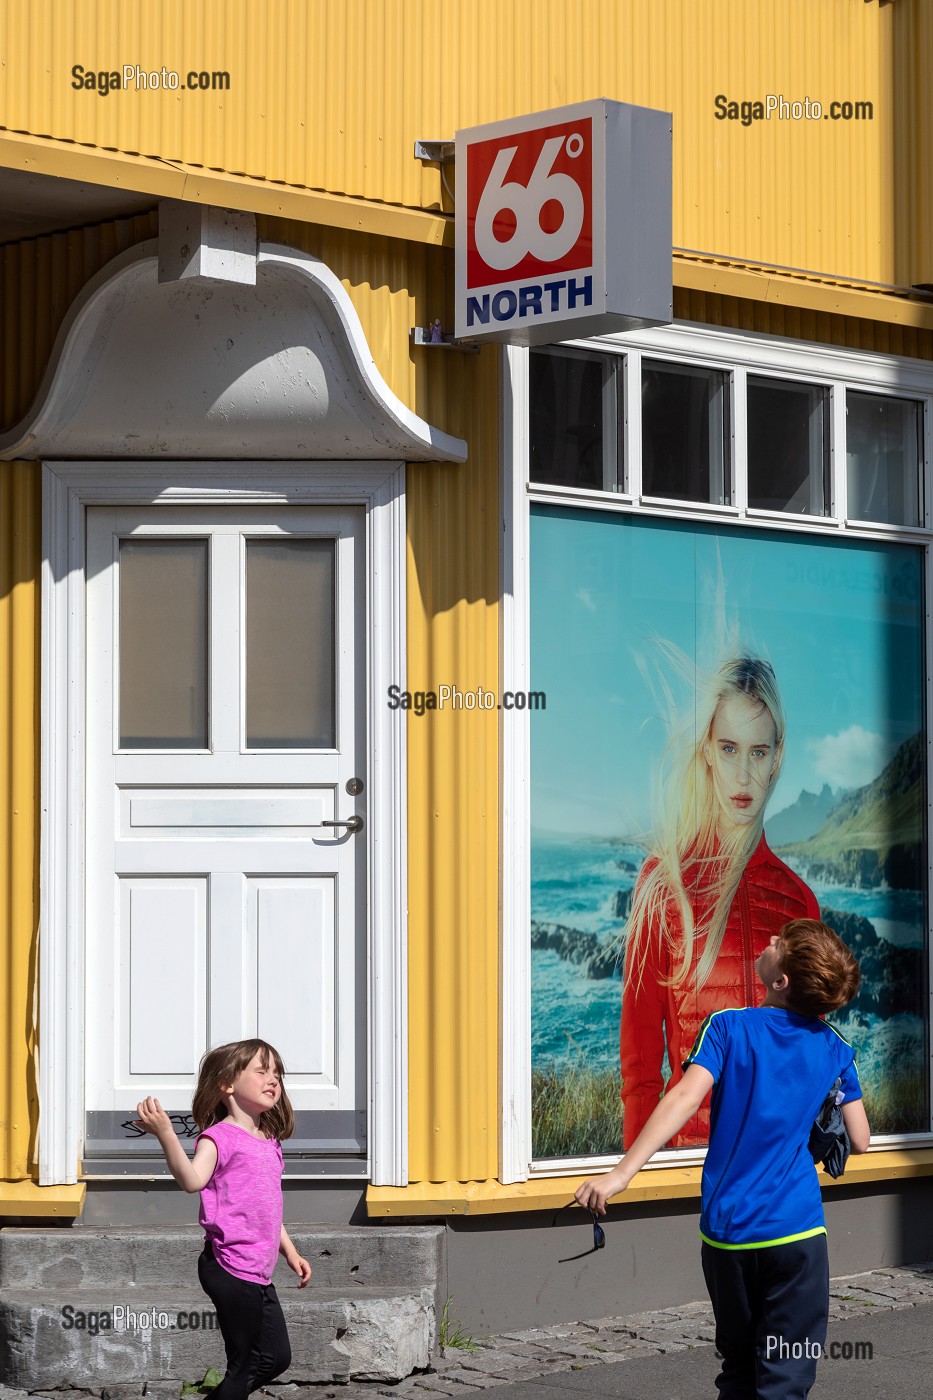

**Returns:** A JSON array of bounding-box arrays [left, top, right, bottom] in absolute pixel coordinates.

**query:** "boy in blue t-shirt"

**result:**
[[577, 918, 870, 1400]]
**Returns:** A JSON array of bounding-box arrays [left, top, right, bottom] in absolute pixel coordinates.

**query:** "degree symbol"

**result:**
[[566, 133, 584, 158]]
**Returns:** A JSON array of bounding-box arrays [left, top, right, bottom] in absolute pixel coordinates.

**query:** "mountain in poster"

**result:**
[[767, 784, 838, 846], [776, 732, 923, 890]]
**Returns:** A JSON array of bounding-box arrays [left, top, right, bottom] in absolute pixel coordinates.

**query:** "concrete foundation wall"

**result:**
[[49, 1179, 933, 1339], [443, 1183, 933, 1336], [79, 1181, 368, 1228]]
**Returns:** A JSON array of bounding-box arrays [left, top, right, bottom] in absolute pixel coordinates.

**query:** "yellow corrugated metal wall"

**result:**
[[672, 286, 933, 359], [891, 0, 933, 286], [1, 214, 159, 430], [2, 0, 931, 287], [0, 461, 39, 1183]]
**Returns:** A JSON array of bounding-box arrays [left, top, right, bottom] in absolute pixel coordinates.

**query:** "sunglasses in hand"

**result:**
[[551, 1201, 607, 1261]]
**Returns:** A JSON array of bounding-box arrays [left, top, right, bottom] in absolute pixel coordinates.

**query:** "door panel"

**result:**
[[249, 877, 335, 1077], [85, 506, 366, 1170], [122, 878, 208, 1075]]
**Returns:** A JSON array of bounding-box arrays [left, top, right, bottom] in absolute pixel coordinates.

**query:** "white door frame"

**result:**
[[40, 460, 408, 1187]]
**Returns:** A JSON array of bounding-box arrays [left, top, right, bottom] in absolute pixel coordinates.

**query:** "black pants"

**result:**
[[198, 1243, 291, 1399], [701, 1233, 829, 1400]]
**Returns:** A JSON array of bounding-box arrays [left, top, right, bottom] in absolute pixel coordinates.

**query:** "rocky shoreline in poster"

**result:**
[[532, 903, 923, 1021]]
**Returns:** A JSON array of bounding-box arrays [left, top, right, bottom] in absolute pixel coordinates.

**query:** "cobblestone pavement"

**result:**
[[306, 1261, 933, 1400], [3, 1263, 933, 1400]]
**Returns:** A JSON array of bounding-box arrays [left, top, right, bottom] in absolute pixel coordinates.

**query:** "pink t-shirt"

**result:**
[[197, 1120, 284, 1285]]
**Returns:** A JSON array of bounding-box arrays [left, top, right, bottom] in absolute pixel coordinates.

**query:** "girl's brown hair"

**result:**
[[191, 1039, 295, 1140], [778, 919, 861, 1016]]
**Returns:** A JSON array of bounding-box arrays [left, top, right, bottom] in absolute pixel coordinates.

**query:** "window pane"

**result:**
[[747, 376, 829, 514], [529, 347, 621, 490], [847, 392, 923, 526], [246, 539, 336, 749], [642, 360, 730, 504], [119, 540, 208, 749]]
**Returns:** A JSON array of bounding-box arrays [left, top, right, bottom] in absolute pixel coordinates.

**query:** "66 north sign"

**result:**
[[455, 99, 672, 345]]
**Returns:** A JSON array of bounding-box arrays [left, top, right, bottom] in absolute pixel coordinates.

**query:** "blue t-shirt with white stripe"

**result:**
[[684, 1006, 861, 1249]]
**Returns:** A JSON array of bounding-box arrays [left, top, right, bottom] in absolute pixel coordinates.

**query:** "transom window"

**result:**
[[747, 375, 829, 516], [529, 346, 622, 492], [846, 391, 923, 528], [529, 330, 928, 530], [641, 359, 730, 506]]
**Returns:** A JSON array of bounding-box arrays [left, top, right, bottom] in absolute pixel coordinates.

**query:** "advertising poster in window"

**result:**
[[530, 505, 928, 1161]]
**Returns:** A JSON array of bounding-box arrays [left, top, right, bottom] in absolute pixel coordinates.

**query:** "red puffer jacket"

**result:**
[[620, 835, 819, 1149]]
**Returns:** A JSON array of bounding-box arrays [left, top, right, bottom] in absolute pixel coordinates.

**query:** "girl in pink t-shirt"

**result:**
[[135, 1039, 311, 1399]]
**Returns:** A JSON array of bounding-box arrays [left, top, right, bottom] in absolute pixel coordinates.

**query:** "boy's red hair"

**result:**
[[778, 918, 861, 1016]]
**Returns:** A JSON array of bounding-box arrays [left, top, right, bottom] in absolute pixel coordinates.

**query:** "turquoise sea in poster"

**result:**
[[531, 831, 924, 1064]]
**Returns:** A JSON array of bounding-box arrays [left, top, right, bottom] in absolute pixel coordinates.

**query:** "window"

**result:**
[[642, 359, 730, 505], [515, 326, 933, 1173], [525, 337, 927, 529], [747, 376, 830, 515], [118, 539, 209, 749], [846, 392, 923, 527], [245, 539, 337, 749], [529, 347, 622, 491]]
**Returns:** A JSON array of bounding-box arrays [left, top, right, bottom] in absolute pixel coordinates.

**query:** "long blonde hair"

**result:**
[[624, 656, 785, 991]]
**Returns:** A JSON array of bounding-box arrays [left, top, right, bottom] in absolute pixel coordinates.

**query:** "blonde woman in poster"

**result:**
[[620, 656, 819, 1149]]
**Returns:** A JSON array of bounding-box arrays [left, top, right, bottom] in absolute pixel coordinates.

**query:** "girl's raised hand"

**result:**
[[134, 1096, 175, 1140]]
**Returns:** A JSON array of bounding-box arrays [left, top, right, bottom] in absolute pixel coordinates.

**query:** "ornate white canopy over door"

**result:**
[[0, 229, 467, 463]]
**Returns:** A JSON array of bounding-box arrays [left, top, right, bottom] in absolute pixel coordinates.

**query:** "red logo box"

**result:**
[[465, 116, 594, 290]]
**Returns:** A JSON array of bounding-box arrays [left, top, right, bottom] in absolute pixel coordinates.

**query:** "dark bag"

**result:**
[[808, 1077, 850, 1179]]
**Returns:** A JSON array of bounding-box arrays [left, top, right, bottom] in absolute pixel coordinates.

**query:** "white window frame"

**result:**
[[501, 322, 933, 1183], [40, 460, 408, 1188]]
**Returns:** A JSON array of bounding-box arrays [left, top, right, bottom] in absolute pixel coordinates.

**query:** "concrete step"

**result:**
[[0, 1282, 433, 1388], [0, 1224, 445, 1388], [0, 1223, 443, 1292]]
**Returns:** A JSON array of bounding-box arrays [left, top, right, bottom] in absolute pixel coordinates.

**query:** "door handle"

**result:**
[[313, 815, 364, 834]]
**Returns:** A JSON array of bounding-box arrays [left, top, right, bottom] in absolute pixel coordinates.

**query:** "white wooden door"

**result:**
[[85, 506, 367, 1170]]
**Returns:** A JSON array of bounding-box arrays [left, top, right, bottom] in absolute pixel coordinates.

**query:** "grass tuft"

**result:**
[[180, 1368, 223, 1396], [439, 1295, 478, 1352]]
